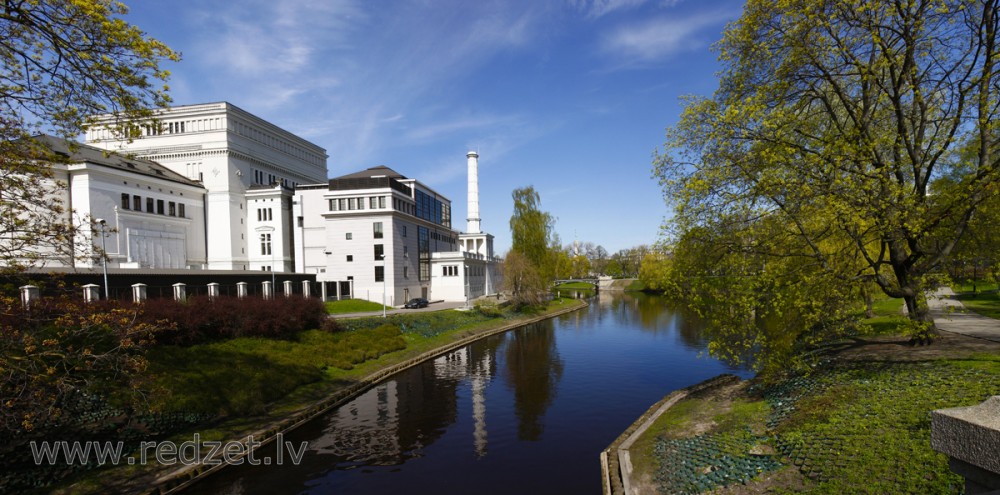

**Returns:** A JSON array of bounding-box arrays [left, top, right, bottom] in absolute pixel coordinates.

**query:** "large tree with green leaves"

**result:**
[[0, 0, 178, 271], [504, 187, 556, 306], [509, 186, 556, 279], [656, 0, 1000, 339]]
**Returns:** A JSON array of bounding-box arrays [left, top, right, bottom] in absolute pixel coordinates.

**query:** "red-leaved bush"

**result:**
[[140, 295, 329, 345]]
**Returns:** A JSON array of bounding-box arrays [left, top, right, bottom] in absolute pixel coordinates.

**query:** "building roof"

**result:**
[[33, 134, 202, 187], [331, 165, 408, 181]]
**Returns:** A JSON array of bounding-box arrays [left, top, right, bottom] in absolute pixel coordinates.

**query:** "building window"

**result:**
[[379, 196, 386, 209], [403, 245, 408, 258], [260, 233, 272, 255], [169, 201, 176, 216], [347, 255, 353, 262], [401, 225, 407, 237], [374, 244, 384, 260], [374, 266, 384, 282], [121, 193, 130, 210], [133, 195, 141, 212], [329, 199, 337, 211], [403, 266, 409, 278], [346, 232, 352, 240], [147, 197, 154, 213], [373, 222, 383, 239], [157, 199, 164, 215], [339, 198, 346, 210], [178, 203, 186, 218], [370, 197, 377, 209], [418, 226, 430, 281], [348, 198, 356, 210]]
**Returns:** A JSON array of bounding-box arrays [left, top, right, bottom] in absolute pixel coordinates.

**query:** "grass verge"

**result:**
[[324, 298, 390, 314], [630, 354, 1000, 494]]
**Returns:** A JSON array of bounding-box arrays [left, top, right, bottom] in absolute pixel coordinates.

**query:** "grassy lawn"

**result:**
[[952, 281, 1000, 319], [632, 355, 1000, 494], [325, 298, 391, 314], [555, 281, 596, 289], [860, 295, 909, 336]]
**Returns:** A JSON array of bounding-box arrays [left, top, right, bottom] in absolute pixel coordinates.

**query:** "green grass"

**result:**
[[951, 282, 1000, 319], [625, 279, 646, 291], [951, 280, 998, 294], [146, 326, 406, 416], [636, 356, 1000, 494], [555, 281, 596, 289], [325, 298, 391, 314]]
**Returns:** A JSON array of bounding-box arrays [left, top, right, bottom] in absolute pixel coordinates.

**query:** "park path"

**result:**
[[926, 287, 1000, 344]]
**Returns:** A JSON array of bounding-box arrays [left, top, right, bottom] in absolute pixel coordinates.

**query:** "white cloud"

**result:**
[[602, 10, 733, 63], [574, 0, 651, 19]]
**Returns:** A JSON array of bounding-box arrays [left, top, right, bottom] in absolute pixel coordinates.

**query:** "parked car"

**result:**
[[404, 297, 429, 309]]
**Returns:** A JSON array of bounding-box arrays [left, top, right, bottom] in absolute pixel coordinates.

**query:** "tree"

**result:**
[[0, 0, 179, 271], [509, 186, 556, 281], [656, 0, 1000, 339], [500, 250, 546, 308]]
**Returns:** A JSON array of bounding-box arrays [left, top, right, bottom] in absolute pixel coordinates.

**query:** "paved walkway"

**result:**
[[926, 287, 1000, 343], [330, 300, 469, 319]]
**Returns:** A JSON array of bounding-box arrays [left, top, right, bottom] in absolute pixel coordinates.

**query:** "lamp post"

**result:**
[[96, 219, 109, 300], [380, 253, 387, 318]]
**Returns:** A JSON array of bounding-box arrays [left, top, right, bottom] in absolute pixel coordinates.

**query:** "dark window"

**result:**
[[374, 244, 384, 260], [178, 203, 185, 218], [133, 195, 141, 212], [168, 201, 176, 216], [373, 222, 383, 239], [156, 199, 164, 215], [347, 255, 353, 262], [121, 193, 130, 210], [374, 266, 384, 282], [146, 197, 153, 212]]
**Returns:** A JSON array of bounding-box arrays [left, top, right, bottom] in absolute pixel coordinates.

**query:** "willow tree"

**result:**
[[656, 0, 1000, 339], [0, 0, 178, 272]]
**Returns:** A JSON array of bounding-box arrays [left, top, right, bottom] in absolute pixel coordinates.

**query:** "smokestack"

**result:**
[[466, 151, 481, 234]]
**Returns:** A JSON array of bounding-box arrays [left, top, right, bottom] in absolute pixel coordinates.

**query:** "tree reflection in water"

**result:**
[[503, 321, 564, 441]]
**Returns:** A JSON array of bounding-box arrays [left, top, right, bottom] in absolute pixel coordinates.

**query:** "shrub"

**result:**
[[0, 295, 159, 441], [141, 295, 327, 345]]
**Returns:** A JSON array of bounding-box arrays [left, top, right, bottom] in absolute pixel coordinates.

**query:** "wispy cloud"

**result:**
[[601, 9, 733, 63], [573, 0, 651, 19]]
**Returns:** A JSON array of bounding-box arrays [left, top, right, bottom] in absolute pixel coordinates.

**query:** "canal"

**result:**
[[185, 292, 751, 494]]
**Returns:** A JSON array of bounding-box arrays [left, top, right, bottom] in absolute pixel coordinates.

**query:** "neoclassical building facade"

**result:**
[[85, 102, 328, 271]]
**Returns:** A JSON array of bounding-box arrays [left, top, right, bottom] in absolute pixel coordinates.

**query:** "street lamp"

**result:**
[[380, 253, 387, 318], [95, 219, 109, 300]]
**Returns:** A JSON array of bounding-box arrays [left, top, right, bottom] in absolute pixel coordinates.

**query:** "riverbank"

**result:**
[[610, 291, 1000, 494], [55, 298, 587, 495]]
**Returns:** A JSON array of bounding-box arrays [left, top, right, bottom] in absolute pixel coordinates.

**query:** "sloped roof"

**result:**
[[32, 134, 202, 187], [332, 165, 408, 181]]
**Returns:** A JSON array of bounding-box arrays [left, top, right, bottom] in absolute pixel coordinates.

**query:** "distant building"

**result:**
[[295, 152, 500, 304], [85, 102, 327, 271]]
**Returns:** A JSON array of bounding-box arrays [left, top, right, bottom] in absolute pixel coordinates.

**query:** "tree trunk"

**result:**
[[903, 291, 936, 344]]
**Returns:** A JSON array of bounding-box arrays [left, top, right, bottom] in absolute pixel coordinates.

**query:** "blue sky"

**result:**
[[124, 0, 743, 254]]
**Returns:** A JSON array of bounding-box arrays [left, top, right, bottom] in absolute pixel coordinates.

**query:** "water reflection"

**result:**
[[184, 292, 747, 495], [503, 322, 564, 441]]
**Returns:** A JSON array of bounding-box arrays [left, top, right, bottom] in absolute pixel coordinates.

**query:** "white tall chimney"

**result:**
[[466, 151, 481, 233]]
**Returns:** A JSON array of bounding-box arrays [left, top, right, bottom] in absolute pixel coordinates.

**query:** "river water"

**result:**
[[184, 292, 750, 494]]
